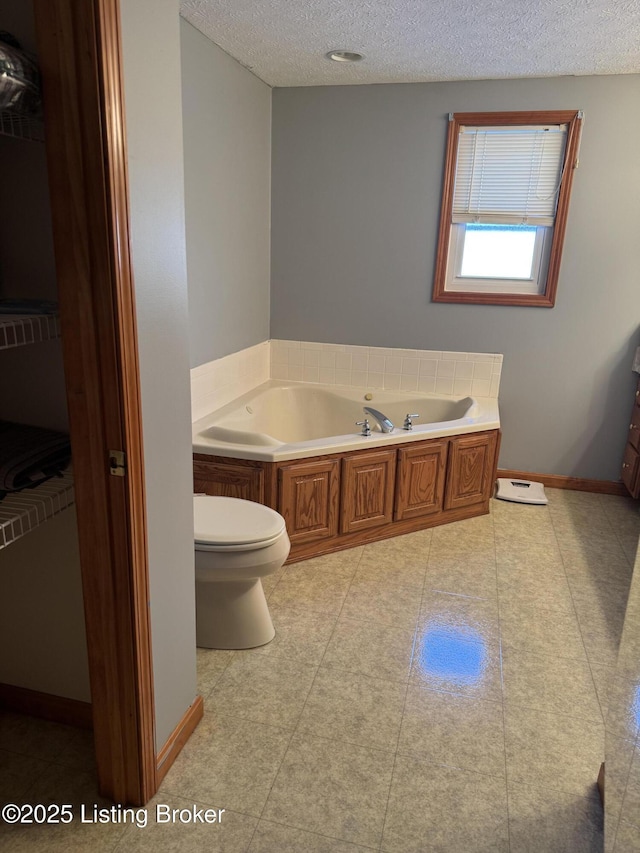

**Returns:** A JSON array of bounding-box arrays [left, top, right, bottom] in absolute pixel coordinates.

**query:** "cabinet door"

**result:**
[[341, 449, 397, 534], [395, 441, 448, 521], [444, 433, 496, 510], [628, 401, 640, 452], [622, 443, 640, 499], [193, 458, 264, 503], [279, 459, 340, 544]]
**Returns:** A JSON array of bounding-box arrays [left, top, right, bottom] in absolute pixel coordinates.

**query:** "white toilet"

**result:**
[[193, 495, 290, 649]]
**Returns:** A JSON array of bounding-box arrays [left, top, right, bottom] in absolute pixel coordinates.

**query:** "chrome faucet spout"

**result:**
[[363, 406, 394, 433]]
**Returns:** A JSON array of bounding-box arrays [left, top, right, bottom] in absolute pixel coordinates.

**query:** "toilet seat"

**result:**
[[194, 495, 286, 552]]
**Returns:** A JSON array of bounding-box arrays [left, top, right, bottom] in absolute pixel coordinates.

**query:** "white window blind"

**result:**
[[452, 124, 568, 227]]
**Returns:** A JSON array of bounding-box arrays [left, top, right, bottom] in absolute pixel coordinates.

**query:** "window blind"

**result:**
[[451, 124, 568, 227]]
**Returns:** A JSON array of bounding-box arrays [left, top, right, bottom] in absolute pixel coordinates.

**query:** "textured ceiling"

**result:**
[[180, 0, 640, 87]]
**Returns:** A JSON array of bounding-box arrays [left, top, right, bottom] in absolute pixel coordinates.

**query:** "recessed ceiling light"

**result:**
[[326, 50, 364, 63]]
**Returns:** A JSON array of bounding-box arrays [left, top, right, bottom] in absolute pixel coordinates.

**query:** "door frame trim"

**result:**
[[34, 0, 156, 804]]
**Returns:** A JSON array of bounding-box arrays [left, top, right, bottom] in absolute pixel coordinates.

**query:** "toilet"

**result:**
[[193, 495, 290, 649]]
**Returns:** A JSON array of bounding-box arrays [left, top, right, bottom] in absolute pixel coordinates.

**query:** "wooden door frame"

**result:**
[[34, 0, 156, 804]]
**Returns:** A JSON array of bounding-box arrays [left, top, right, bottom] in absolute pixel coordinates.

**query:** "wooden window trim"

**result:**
[[432, 110, 583, 308]]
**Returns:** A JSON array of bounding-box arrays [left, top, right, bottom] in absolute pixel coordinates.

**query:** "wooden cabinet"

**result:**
[[622, 378, 640, 498], [394, 442, 447, 521], [279, 459, 340, 544], [444, 432, 496, 510], [193, 428, 499, 562], [341, 449, 397, 534], [193, 455, 270, 505]]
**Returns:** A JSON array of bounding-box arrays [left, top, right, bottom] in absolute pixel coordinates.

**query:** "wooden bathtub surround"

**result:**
[[194, 429, 500, 562]]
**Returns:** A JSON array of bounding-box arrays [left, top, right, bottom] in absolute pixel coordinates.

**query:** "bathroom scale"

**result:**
[[495, 478, 548, 505]]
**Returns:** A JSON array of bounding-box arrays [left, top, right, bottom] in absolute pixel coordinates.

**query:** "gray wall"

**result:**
[[121, 0, 197, 749], [271, 76, 640, 481], [181, 19, 272, 368]]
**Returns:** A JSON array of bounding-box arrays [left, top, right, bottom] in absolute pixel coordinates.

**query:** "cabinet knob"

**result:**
[[631, 424, 639, 430], [623, 463, 630, 469]]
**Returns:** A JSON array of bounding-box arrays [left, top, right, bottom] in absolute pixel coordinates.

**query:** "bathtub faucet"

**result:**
[[363, 406, 394, 433]]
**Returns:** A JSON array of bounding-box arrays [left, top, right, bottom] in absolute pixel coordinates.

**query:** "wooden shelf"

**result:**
[[0, 313, 61, 351], [0, 469, 74, 550]]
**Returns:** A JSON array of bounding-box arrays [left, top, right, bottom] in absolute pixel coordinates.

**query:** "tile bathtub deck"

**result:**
[[1, 489, 639, 852]]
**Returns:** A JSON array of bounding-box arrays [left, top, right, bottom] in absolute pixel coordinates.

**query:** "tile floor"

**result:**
[[1, 489, 638, 852]]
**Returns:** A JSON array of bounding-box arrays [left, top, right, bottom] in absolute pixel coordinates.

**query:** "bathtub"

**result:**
[[192, 380, 500, 462]]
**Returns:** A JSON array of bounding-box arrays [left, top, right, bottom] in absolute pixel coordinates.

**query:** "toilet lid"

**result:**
[[194, 495, 286, 547]]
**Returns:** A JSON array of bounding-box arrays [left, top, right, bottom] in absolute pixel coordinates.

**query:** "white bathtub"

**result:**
[[192, 381, 500, 462]]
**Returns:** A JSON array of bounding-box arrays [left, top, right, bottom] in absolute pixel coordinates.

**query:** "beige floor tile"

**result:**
[[497, 566, 575, 614], [614, 819, 640, 851], [381, 754, 509, 852], [425, 552, 498, 599], [571, 583, 629, 646], [501, 645, 602, 722], [207, 654, 318, 728], [0, 763, 128, 852], [322, 616, 415, 682], [419, 590, 500, 641], [507, 781, 603, 852], [248, 820, 374, 852], [429, 520, 496, 557], [262, 733, 394, 848], [553, 520, 626, 557], [618, 742, 640, 827], [604, 734, 635, 835], [50, 726, 96, 774], [546, 489, 604, 509], [411, 623, 503, 702], [268, 571, 352, 614], [398, 683, 506, 777], [620, 532, 640, 564], [261, 565, 286, 598], [114, 797, 256, 853], [196, 648, 234, 697], [160, 712, 290, 817], [0, 749, 50, 802], [354, 554, 427, 593], [0, 713, 69, 764], [605, 676, 640, 743], [239, 601, 338, 665], [495, 543, 565, 574], [499, 600, 588, 661], [504, 705, 604, 796], [560, 548, 632, 591], [491, 499, 552, 524], [549, 503, 616, 532], [494, 525, 559, 551], [283, 548, 364, 581], [358, 532, 431, 574], [296, 667, 406, 752], [559, 538, 630, 566], [339, 577, 421, 629], [430, 515, 495, 551], [577, 618, 624, 670], [589, 663, 615, 721]]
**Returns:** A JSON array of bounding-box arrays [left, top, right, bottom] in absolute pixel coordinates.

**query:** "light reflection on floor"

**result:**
[[416, 623, 486, 688]]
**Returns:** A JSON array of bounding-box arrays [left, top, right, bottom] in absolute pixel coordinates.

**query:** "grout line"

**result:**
[[377, 529, 434, 851], [487, 503, 512, 853], [245, 544, 366, 850]]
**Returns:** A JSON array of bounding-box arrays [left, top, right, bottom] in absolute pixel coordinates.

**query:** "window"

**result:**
[[432, 111, 583, 307]]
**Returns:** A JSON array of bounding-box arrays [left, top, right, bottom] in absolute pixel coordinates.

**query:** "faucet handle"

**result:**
[[356, 419, 372, 437], [403, 413, 420, 430]]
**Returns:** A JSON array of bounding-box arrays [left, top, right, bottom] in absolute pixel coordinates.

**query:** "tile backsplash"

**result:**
[[271, 340, 502, 399], [191, 339, 502, 421], [191, 340, 270, 422]]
